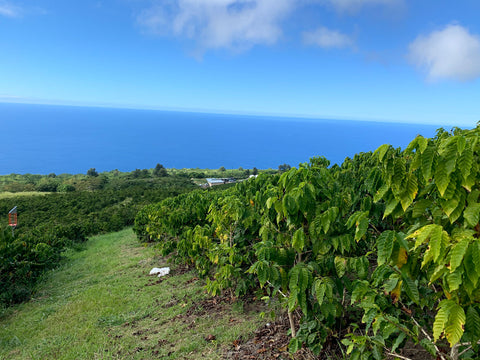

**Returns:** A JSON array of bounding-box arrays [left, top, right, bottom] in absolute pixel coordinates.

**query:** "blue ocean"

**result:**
[[0, 102, 444, 175]]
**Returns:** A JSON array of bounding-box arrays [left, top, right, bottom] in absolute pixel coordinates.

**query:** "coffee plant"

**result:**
[[137, 127, 480, 359]]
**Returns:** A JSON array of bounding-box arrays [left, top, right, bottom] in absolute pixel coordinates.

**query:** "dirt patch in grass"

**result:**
[[222, 312, 320, 360]]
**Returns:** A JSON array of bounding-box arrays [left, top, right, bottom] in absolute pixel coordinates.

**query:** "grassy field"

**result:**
[[0, 229, 265, 360], [0, 191, 50, 199]]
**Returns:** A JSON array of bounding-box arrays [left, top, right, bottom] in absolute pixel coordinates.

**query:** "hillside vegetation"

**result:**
[[0, 173, 197, 306], [0, 229, 264, 359], [135, 126, 480, 360]]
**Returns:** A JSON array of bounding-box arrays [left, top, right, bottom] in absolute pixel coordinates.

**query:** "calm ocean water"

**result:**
[[0, 102, 442, 175]]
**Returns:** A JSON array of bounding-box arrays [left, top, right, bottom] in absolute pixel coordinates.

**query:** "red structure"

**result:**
[[8, 206, 17, 227]]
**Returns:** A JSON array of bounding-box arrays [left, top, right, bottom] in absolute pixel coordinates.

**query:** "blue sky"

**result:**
[[1, 0, 479, 126]]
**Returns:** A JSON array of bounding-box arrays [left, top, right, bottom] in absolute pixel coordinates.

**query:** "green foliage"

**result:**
[[0, 176, 195, 306], [135, 125, 480, 359]]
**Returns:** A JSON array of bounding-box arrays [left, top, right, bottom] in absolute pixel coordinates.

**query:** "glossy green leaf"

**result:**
[[433, 299, 454, 342], [445, 303, 465, 347], [377, 231, 395, 266], [401, 273, 419, 305], [464, 202, 480, 227], [292, 228, 305, 253], [374, 144, 390, 162], [421, 144, 435, 182], [465, 306, 480, 346], [449, 237, 470, 272], [383, 198, 399, 219]]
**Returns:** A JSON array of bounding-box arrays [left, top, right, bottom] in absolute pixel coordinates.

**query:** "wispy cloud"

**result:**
[[322, 0, 402, 13], [138, 0, 293, 54], [0, 0, 21, 17], [408, 24, 480, 82], [303, 26, 353, 49]]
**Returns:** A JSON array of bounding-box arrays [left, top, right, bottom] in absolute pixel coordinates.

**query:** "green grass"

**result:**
[[0, 229, 265, 360], [0, 191, 50, 199]]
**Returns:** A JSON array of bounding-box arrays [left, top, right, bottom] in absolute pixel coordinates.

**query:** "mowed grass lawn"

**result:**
[[0, 229, 264, 360]]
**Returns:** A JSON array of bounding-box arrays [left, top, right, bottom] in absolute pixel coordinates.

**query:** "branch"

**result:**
[[386, 353, 414, 360], [266, 280, 288, 299], [455, 340, 480, 358], [408, 311, 448, 360]]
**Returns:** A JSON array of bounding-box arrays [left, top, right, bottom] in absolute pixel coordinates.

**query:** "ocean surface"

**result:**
[[0, 102, 444, 175]]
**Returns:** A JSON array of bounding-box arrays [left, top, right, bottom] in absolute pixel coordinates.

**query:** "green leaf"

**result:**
[[464, 202, 480, 227], [298, 266, 312, 292], [446, 269, 462, 291], [355, 217, 369, 242], [433, 299, 454, 342], [435, 162, 450, 197], [266, 197, 275, 209], [374, 144, 390, 162], [400, 173, 418, 211], [441, 197, 459, 218], [383, 198, 399, 219], [392, 158, 406, 191], [465, 242, 480, 287], [421, 144, 435, 182], [289, 337, 301, 354], [445, 303, 466, 347], [377, 231, 395, 266], [374, 183, 389, 203], [419, 338, 436, 357], [314, 278, 326, 305], [401, 273, 419, 305], [449, 237, 470, 272], [443, 143, 458, 176], [371, 345, 382, 360], [292, 228, 305, 253], [429, 225, 444, 263], [335, 256, 347, 278], [457, 135, 466, 154], [257, 261, 268, 285], [408, 224, 434, 250], [283, 194, 298, 216], [465, 306, 480, 345], [417, 136, 428, 154], [458, 144, 473, 181], [412, 199, 431, 218], [391, 333, 406, 354]]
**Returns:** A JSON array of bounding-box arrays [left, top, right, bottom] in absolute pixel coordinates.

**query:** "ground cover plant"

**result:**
[[0, 229, 265, 360], [0, 174, 196, 306], [137, 125, 480, 360]]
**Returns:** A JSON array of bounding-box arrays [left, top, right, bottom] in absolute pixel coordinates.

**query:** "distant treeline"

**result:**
[[0, 165, 279, 193]]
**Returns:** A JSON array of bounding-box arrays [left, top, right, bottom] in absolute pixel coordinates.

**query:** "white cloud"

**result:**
[[0, 1, 20, 17], [322, 0, 401, 13], [408, 24, 480, 82], [303, 27, 353, 48], [138, 0, 294, 53]]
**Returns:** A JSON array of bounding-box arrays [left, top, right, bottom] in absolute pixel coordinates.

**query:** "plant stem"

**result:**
[[386, 353, 414, 360], [288, 310, 296, 338]]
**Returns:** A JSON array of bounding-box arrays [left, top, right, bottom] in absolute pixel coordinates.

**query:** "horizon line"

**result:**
[[0, 97, 474, 128]]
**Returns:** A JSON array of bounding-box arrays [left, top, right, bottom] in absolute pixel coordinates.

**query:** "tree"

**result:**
[[219, 166, 226, 172], [132, 169, 142, 179], [278, 163, 291, 173], [153, 163, 168, 177], [252, 167, 258, 175], [87, 168, 99, 177]]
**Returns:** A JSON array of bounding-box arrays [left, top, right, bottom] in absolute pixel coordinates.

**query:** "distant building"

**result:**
[[206, 178, 227, 187], [205, 178, 237, 187]]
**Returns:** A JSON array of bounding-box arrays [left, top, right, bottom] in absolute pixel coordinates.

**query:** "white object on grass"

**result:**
[[149, 267, 170, 277]]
